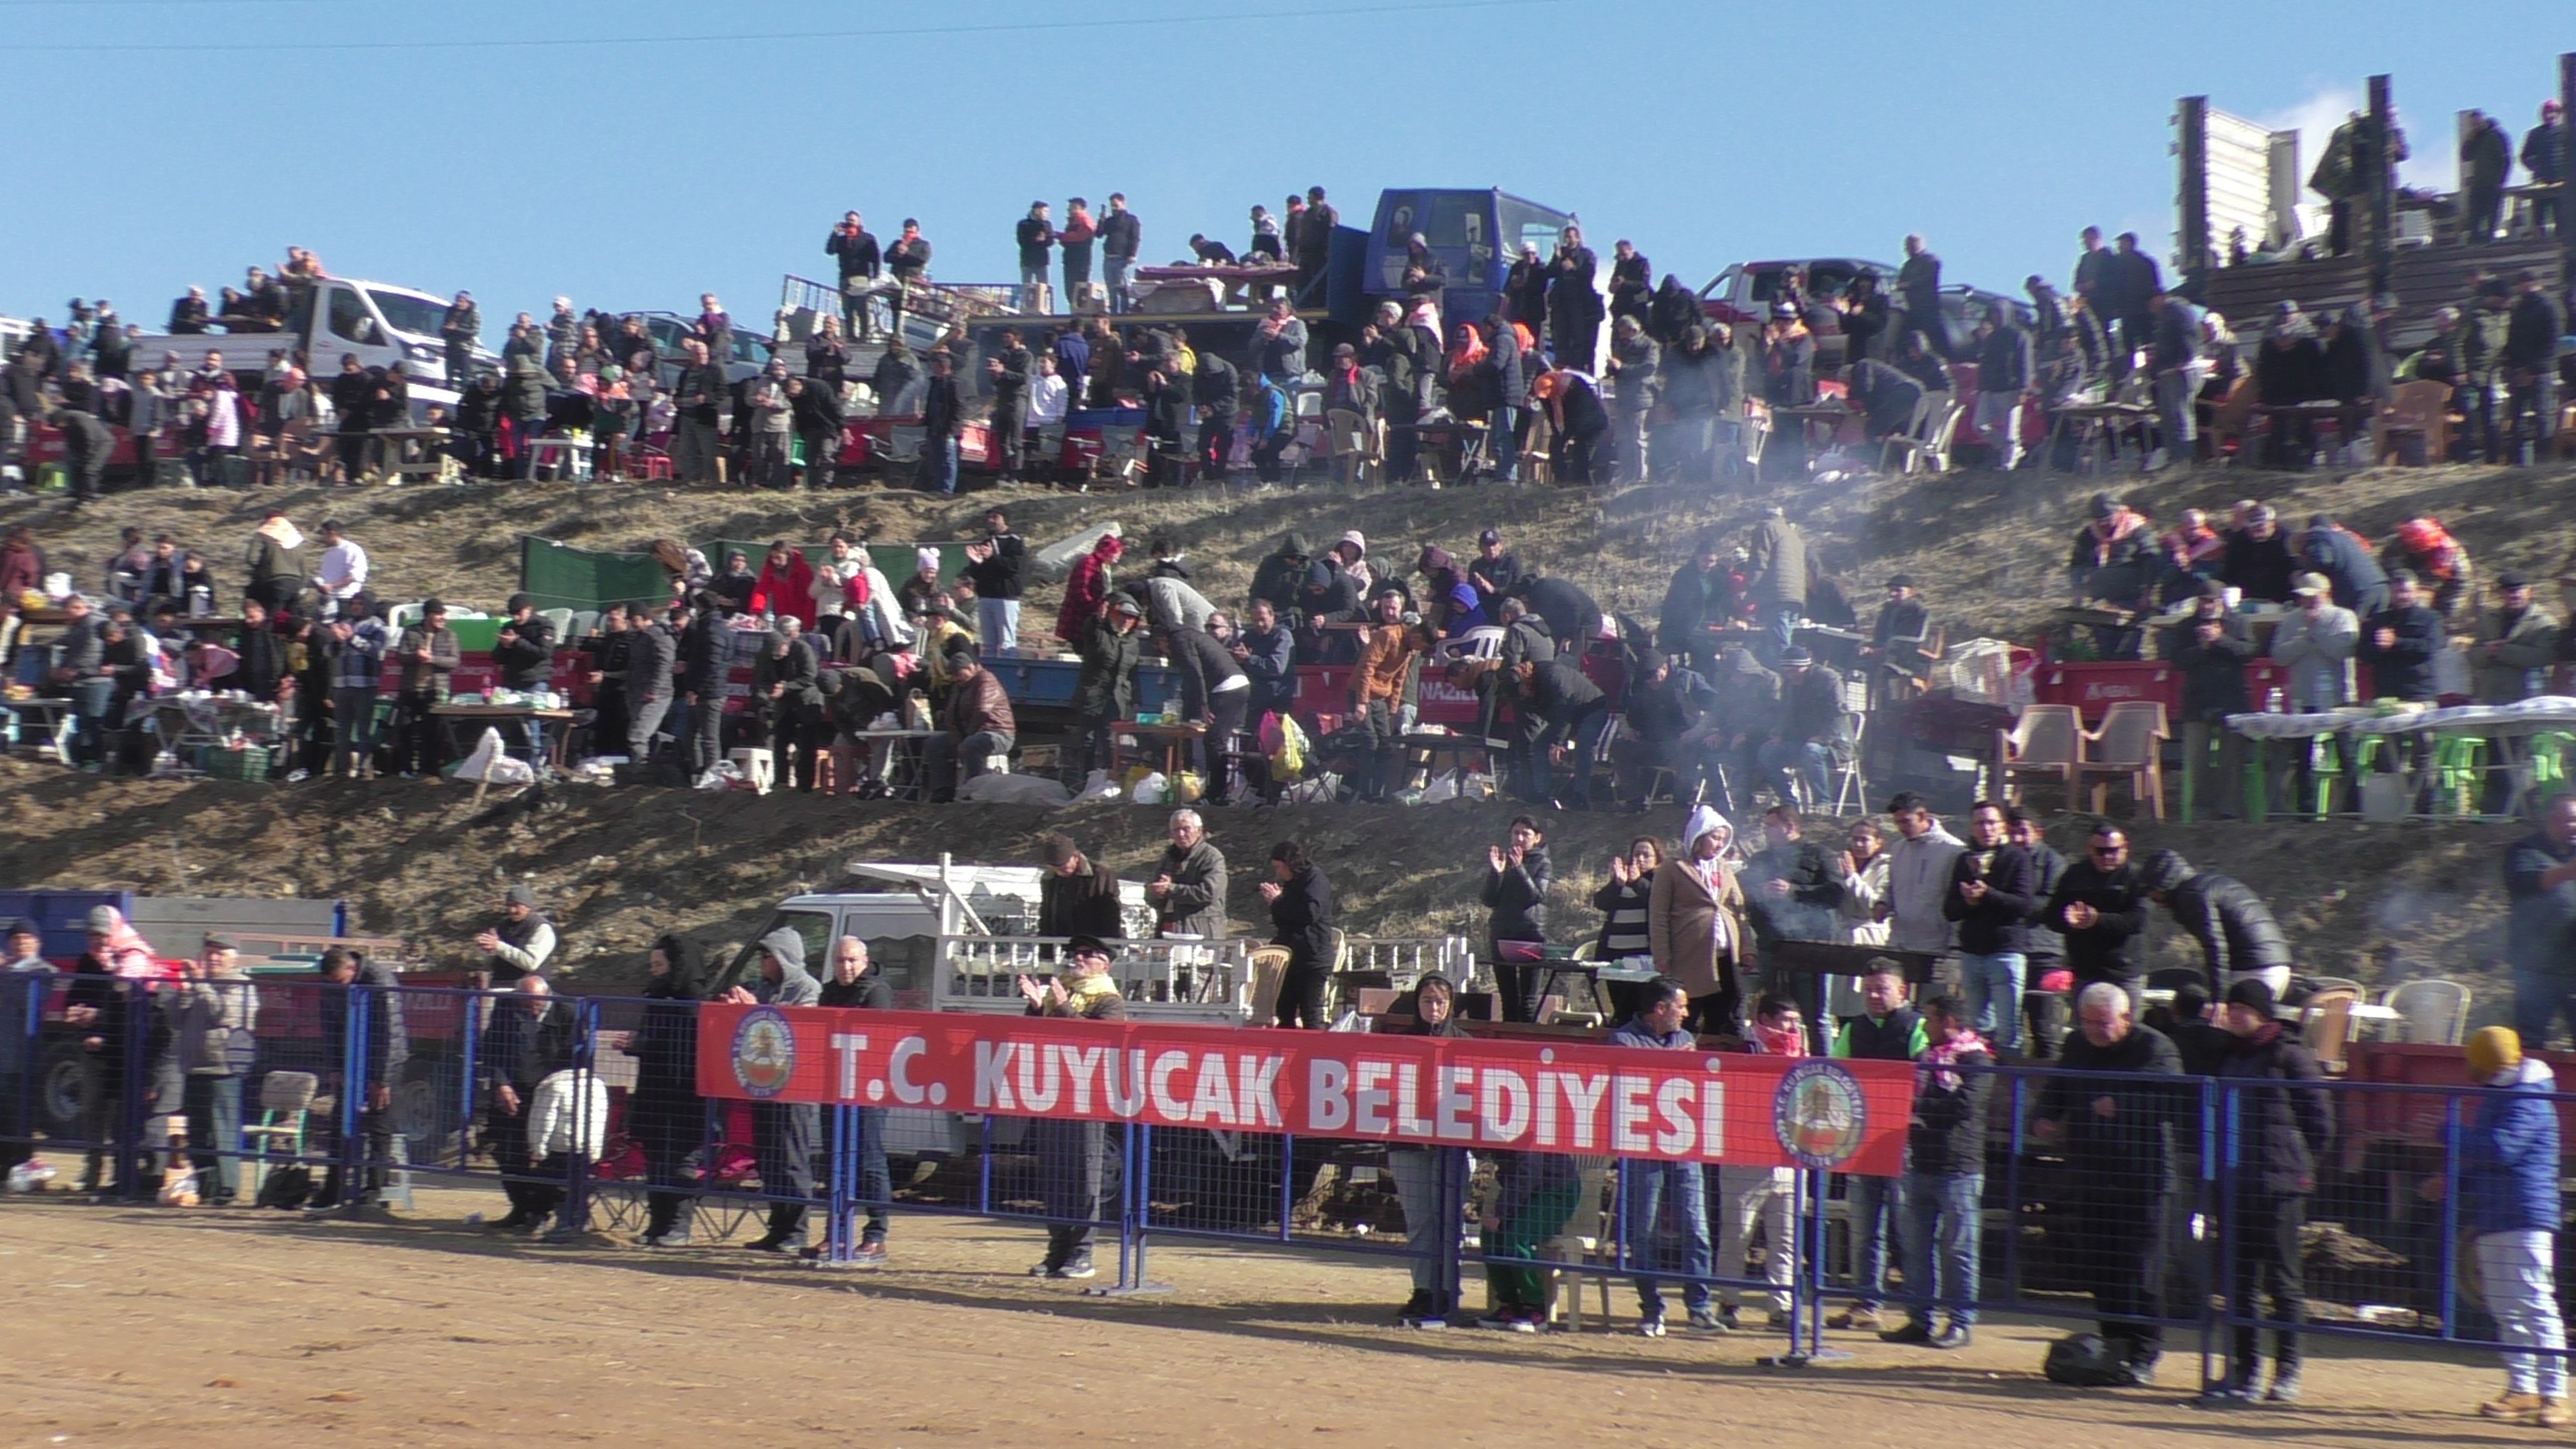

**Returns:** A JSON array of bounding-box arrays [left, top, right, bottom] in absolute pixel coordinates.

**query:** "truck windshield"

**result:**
[[362, 287, 449, 340]]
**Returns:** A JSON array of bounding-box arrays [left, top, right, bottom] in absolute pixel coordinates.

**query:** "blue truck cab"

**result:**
[[1358, 189, 1581, 329]]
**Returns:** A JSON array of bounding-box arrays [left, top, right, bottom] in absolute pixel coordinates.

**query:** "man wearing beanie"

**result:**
[[475, 884, 556, 983], [2207, 977, 2332, 1404], [2455, 1025, 2568, 1425]]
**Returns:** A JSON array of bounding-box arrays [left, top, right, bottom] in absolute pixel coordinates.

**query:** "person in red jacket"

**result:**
[[1056, 533, 1123, 644], [747, 541, 816, 629]]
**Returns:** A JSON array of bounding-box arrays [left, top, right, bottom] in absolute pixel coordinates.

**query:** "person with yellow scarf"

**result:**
[[1019, 936, 1126, 1279]]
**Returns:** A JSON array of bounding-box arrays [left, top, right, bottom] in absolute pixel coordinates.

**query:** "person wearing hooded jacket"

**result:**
[[725, 927, 822, 1252], [2139, 849, 2292, 998], [2450, 1026, 2570, 1424], [1650, 806, 1753, 1033], [1387, 973, 1471, 1327], [1260, 840, 1335, 1029], [2209, 978, 2332, 1405], [624, 934, 705, 1247]]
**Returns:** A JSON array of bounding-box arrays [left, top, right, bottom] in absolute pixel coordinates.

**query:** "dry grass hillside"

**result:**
[[3, 455, 2570, 1021]]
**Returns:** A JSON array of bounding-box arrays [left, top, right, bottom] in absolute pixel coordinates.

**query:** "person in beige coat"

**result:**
[[1650, 803, 1754, 1034]]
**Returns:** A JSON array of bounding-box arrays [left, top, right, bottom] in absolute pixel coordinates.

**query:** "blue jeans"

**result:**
[[66, 677, 114, 765], [332, 687, 379, 775], [1845, 1172, 1903, 1308], [1105, 256, 1132, 312], [1758, 737, 1833, 808], [854, 1105, 890, 1241], [184, 1074, 243, 1200], [1958, 951, 2026, 1054], [978, 598, 1021, 658], [928, 436, 959, 495], [1902, 1169, 1984, 1327], [1764, 603, 1804, 661], [1490, 404, 1520, 480], [2515, 969, 2576, 1052], [1622, 1158, 1712, 1318]]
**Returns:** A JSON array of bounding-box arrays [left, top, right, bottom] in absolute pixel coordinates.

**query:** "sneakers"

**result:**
[[2200, 1377, 2261, 1406], [1398, 1292, 1450, 1329], [743, 1234, 798, 1254], [1878, 1320, 1935, 1346], [1476, 1308, 1541, 1333], [1765, 1310, 1794, 1332], [639, 1231, 691, 1249], [850, 1239, 889, 1267], [2263, 1371, 2301, 1404], [1637, 1315, 1667, 1339], [2480, 1392, 2570, 1425], [1828, 1305, 1881, 1331], [1049, 1258, 1096, 1280], [1685, 1308, 1727, 1334], [1716, 1304, 1741, 1332], [1929, 1324, 1974, 1351]]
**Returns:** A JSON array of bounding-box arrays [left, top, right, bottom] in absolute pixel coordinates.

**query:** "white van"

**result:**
[[132, 276, 479, 415]]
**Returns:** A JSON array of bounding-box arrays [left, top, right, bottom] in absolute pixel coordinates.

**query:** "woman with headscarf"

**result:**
[[1385, 971, 1471, 1327], [1259, 840, 1335, 1029], [1649, 804, 1753, 1035], [1413, 544, 1483, 636], [1444, 323, 1490, 422], [624, 933, 706, 1247], [1056, 533, 1123, 645]]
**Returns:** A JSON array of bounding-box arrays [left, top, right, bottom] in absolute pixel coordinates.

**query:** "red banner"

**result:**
[[696, 1005, 1914, 1176]]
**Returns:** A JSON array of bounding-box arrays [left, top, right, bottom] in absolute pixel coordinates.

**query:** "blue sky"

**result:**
[[3, 0, 2566, 335]]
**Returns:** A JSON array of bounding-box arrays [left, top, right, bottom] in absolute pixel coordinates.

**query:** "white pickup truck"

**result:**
[[133, 275, 481, 414]]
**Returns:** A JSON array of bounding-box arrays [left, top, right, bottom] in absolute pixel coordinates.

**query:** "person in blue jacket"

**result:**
[[2451, 1026, 2568, 1426]]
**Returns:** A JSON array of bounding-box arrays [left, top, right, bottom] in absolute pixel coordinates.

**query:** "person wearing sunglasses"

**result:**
[[2044, 823, 2153, 1005]]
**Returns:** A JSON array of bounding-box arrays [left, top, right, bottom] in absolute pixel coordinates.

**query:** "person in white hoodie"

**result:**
[[1883, 791, 1964, 956]]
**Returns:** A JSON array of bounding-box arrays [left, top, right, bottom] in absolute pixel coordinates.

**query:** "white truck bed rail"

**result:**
[[935, 935, 1253, 1023], [1337, 934, 1480, 992]]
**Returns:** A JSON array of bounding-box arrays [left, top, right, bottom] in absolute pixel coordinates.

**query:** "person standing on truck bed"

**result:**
[[826, 210, 882, 340], [1101, 193, 1141, 313], [1014, 201, 1056, 310], [476, 884, 556, 983], [439, 292, 479, 392], [1894, 234, 1947, 361], [1292, 186, 1337, 302], [963, 505, 1026, 658], [1040, 834, 1126, 941]]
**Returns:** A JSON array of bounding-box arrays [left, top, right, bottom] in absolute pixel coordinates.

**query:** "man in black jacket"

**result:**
[[2208, 977, 2332, 1404], [787, 375, 843, 491], [1894, 234, 1947, 358], [1514, 658, 1608, 808], [1972, 305, 2033, 469], [1160, 620, 1248, 779], [2356, 569, 2442, 703], [1943, 801, 2037, 1054], [2034, 983, 2187, 1384], [2139, 849, 2293, 999], [751, 619, 825, 792], [1882, 994, 1993, 1351], [964, 506, 1026, 659], [2503, 270, 2561, 465], [985, 329, 1033, 484], [1742, 806, 1844, 948], [2050, 825, 2153, 990], [312, 946, 411, 1215], [920, 350, 962, 496], [2166, 579, 2253, 818], [1038, 834, 1126, 940], [491, 592, 554, 690], [2008, 809, 2070, 1059], [478, 974, 577, 1233], [2219, 504, 2297, 604], [679, 593, 728, 777], [1192, 352, 1240, 481], [825, 211, 882, 338], [1014, 202, 1056, 308], [1100, 193, 1141, 313]]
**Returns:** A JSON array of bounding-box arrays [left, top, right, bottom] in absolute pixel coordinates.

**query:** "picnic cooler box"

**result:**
[[203, 745, 270, 782]]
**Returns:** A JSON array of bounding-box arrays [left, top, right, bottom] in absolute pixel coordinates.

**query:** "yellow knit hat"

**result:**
[[2466, 1025, 2522, 1082]]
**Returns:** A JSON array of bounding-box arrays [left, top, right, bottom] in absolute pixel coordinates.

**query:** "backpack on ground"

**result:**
[[254, 1162, 313, 1211], [2042, 1333, 2133, 1388]]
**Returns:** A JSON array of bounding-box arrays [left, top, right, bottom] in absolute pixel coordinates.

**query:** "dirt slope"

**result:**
[[2, 457, 2567, 1014]]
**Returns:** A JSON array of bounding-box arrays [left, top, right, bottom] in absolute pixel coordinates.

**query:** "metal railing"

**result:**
[[8, 971, 2567, 1390]]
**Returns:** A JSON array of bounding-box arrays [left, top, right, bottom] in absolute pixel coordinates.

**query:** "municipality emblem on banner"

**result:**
[[730, 1006, 797, 1098], [1772, 1060, 1867, 1170]]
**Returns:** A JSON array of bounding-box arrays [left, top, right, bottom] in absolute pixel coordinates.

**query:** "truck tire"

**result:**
[[38, 1041, 88, 1141]]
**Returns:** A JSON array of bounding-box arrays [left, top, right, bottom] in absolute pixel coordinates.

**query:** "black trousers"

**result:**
[[631, 1093, 702, 1240], [1203, 689, 1248, 783], [1274, 963, 1328, 1029], [2229, 1190, 2307, 1375], [1198, 411, 1236, 478], [1491, 940, 1546, 1024], [1034, 1117, 1112, 1267], [1686, 986, 1739, 1037], [753, 1100, 818, 1245], [798, 428, 838, 489], [992, 395, 1029, 479], [690, 694, 727, 776], [396, 688, 445, 777], [2069, 1190, 2169, 1366], [488, 1097, 547, 1220]]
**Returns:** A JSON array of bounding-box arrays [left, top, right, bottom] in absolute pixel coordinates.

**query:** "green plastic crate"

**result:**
[[205, 746, 270, 782]]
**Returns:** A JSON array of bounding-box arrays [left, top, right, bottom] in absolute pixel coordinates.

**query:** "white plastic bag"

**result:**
[[1074, 769, 1123, 804], [1132, 771, 1169, 805], [1421, 770, 1460, 805], [452, 726, 536, 785]]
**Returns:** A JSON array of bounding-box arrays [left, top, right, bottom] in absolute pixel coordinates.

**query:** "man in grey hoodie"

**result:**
[[1884, 791, 1965, 957], [726, 927, 821, 1252]]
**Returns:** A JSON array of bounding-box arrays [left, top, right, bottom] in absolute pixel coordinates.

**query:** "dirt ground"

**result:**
[[0, 1191, 2536, 1449]]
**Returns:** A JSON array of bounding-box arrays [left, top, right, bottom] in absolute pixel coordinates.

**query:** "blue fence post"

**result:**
[[1277, 1132, 1296, 1244], [2002, 1072, 2026, 1314], [2212, 1079, 2241, 1391], [8, 974, 32, 1180], [1434, 1145, 1466, 1318], [558, 998, 596, 1238], [336, 984, 369, 1218], [2438, 1092, 2464, 1340], [458, 989, 481, 1173], [824, 1105, 853, 1264], [977, 1114, 994, 1215], [116, 980, 150, 1202]]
